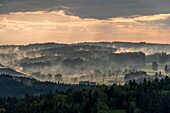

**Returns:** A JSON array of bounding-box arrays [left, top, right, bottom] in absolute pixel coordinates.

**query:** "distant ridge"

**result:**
[[1, 41, 170, 46], [0, 63, 4, 67], [0, 74, 90, 98], [0, 68, 26, 77]]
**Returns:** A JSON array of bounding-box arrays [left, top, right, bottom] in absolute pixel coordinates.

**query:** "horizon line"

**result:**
[[1, 40, 170, 46]]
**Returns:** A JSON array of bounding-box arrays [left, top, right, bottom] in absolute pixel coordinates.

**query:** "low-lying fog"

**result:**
[[0, 42, 170, 85]]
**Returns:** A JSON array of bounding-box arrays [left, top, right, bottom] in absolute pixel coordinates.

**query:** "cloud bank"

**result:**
[[0, 10, 170, 44], [0, 0, 170, 44], [1, 0, 170, 19]]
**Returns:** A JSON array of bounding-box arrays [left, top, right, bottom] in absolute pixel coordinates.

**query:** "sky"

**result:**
[[0, 0, 170, 44]]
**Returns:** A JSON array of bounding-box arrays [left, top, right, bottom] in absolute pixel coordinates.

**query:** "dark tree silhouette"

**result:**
[[152, 61, 158, 71]]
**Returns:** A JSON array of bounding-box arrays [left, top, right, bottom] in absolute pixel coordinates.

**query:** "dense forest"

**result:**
[[1, 76, 170, 113], [0, 74, 89, 98]]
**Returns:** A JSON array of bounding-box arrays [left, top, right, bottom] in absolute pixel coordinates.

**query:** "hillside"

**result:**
[[0, 42, 170, 85], [0, 76, 170, 113], [0, 74, 89, 98]]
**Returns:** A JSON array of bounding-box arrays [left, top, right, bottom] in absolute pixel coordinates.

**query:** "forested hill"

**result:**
[[1, 77, 170, 113], [0, 74, 89, 98]]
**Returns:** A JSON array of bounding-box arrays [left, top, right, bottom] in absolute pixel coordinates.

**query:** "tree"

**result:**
[[164, 65, 169, 74], [0, 108, 6, 113], [94, 102, 109, 113], [152, 61, 158, 71]]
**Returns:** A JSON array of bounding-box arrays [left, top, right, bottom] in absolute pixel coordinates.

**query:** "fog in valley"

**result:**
[[0, 42, 170, 85]]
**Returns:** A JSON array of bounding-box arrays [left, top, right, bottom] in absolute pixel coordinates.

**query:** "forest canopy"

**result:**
[[1, 75, 170, 113]]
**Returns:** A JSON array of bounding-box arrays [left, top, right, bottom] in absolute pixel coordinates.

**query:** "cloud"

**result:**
[[0, 0, 169, 44], [0, 17, 26, 30], [1, 0, 170, 19], [0, 10, 170, 44], [108, 14, 170, 23], [133, 14, 170, 21]]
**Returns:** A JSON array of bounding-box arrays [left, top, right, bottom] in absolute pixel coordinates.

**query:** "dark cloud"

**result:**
[[1, 0, 170, 19]]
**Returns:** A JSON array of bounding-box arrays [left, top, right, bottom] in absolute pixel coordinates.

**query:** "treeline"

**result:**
[[0, 74, 89, 98], [1, 77, 170, 113]]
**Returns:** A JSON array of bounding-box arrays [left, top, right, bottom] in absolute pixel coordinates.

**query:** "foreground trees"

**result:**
[[1, 77, 170, 113]]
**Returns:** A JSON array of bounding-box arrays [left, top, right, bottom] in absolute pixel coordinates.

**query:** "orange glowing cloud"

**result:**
[[0, 10, 170, 44]]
